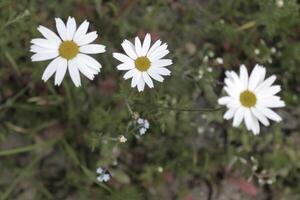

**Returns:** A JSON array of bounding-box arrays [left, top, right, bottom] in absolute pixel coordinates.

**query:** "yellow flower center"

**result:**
[[59, 41, 79, 60], [135, 56, 151, 71], [240, 90, 257, 108]]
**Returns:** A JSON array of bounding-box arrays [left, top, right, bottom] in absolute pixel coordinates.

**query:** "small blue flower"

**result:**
[[137, 118, 150, 135], [96, 167, 111, 183]]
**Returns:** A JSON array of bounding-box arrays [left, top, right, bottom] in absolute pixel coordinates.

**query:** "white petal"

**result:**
[[144, 120, 150, 128], [76, 31, 98, 46], [258, 106, 282, 122], [41, 57, 61, 81], [141, 33, 151, 56], [137, 79, 145, 92], [225, 71, 244, 97], [86, 66, 100, 75], [131, 71, 141, 87], [227, 71, 243, 91], [147, 40, 162, 56], [224, 78, 235, 89], [77, 65, 96, 80], [257, 98, 285, 108], [244, 109, 253, 131], [149, 50, 170, 61], [66, 17, 77, 40], [137, 118, 144, 124], [139, 127, 147, 135], [218, 96, 232, 105], [226, 99, 241, 109], [153, 67, 171, 76], [31, 52, 58, 62], [257, 85, 281, 98], [31, 39, 59, 49], [121, 40, 137, 59], [123, 68, 137, 80], [251, 107, 270, 126], [113, 53, 134, 63], [77, 53, 101, 71], [55, 18, 68, 40], [151, 59, 173, 68], [148, 43, 168, 58], [147, 68, 164, 82], [257, 65, 266, 85], [102, 174, 110, 182], [239, 64, 248, 90], [224, 86, 239, 100], [54, 58, 68, 86], [117, 63, 135, 70], [37, 25, 61, 43], [224, 107, 237, 120], [142, 72, 154, 88], [79, 44, 106, 54], [75, 57, 97, 80], [248, 64, 265, 90], [73, 20, 90, 42], [74, 56, 100, 74], [254, 75, 276, 93], [135, 37, 142, 56], [97, 176, 105, 182], [233, 107, 245, 127], [68, 59, 81, 87], [224, 81, 243, 100], [96, 167, 103, 174], [30, 45, 57, 54], [251, 117, 260, 135]]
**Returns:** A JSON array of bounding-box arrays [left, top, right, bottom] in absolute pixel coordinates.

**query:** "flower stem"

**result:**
[[162, 106, 224, 112]]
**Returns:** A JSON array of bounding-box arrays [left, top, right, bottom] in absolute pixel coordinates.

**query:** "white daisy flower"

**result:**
[[218, 64, 285, 135], [96, 167, 111, 183], [30, 17, 106, 87], [137, 118, 150, 135], [113, 33, 173, 92]]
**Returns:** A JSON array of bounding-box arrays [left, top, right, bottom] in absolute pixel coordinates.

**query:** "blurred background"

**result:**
[[0, 0, 300, 199]]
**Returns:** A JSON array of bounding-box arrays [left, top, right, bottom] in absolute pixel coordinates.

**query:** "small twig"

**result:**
[[61, 139, 112, 193], [237, 20, 256, 32], [124, 98, 133, 115], [0, 145, 37, 157], [0, 85, 30, 108], [0, 139, 58, 157], [124, 96, 223, 113], [4, 52, 20, 76], [162, 106, 224, 112], [1, 155, 41, 200], [123, 92, 134, 115], [5, 9, 30, 27]]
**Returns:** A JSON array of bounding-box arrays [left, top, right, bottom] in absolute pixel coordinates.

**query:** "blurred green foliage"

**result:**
[[0, 0, 300, 199]]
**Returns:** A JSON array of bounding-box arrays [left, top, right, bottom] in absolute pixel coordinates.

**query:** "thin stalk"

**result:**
[[162, 106, 224, 112], [61, 139, 113, 193], [0, 139, 58, 157], [1, 156, 41, 200]]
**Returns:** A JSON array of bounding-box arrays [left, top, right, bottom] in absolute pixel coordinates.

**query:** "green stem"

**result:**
[[1, 156, 41, 200], [124, 95, 223, 113], [162, 106, 224, 112], [0, 139, 58, 157], [0, 145, 37, 156], [0, 85, 30, 110], [5, 9, 30, 27], [61, 139, 112, 193], [123, 91, 134, 115]]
